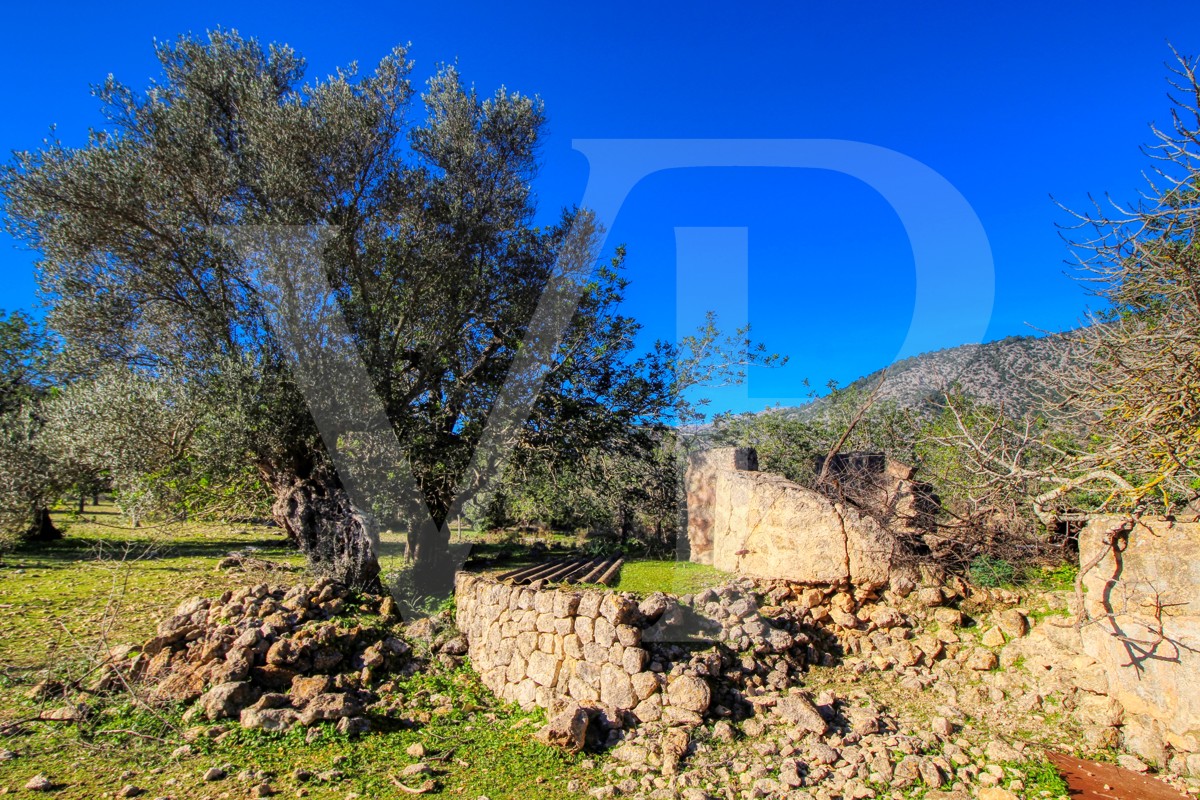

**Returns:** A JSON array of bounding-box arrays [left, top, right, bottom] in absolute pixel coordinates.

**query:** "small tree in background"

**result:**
[[0, 406, 58, 548], [0, 310, 60, 545]]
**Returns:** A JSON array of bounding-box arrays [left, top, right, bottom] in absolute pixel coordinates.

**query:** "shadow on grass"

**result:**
[[6, 530, 296, 571]]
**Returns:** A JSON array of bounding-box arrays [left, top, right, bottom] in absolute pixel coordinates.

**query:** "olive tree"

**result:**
[[0, 310, 61, 545], [2, 31, 766, 591], [0, 406, 59, 548]]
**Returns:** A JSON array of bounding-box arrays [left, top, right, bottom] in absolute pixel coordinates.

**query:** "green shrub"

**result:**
[[969, 554, 1016, 587]]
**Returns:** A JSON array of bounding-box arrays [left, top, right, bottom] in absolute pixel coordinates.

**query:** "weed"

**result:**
[[1013, 758, 1070, 796], [968, 554, 1016, 588]]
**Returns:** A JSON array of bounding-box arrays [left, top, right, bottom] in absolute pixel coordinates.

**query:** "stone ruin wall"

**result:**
[[453, 573, 713, 725], [1078, 516, 1200, 765], [685, 447, 900, 589], [682, 448, 1200, 773]]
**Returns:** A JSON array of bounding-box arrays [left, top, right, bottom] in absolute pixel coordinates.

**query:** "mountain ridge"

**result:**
[[776, 331, 1071, 420]]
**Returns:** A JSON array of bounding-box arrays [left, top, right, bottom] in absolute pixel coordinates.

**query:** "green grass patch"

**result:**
[[0, 668, 591, 799], [0, 505, 300, 670], [1028, 604, 1071, 623], [1011, 758, 1070, 797], [1026, 562, 1079, 592], [610, 559, 732, 596], [0, 505, 593, 799]]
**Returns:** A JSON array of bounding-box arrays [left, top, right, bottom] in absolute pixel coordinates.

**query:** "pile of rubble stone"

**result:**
[[565, 571, 1200, 800], [86, 578, 455, 737]]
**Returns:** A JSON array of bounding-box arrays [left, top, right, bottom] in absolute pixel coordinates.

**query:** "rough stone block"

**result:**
[[563, 634, 583, 660], [600, 662, 636, 710], [594, 617, 616, 648], [534, 591, 555, 615], [575, 615, 594, 644], [577, 592, 602, 619], [631, 671, 660, 701], [622, 647, 648, 675], [513, 679, 537, 709], [553, 591, 581, 617], [526, 650, 561, 687], [573, 660, 601, 689], [569, 676, 600, 703], [600, 594, 638, 626], [615, 625, 641, 647], [633, 695, 662, 723], [583, 642, 609, 665], [506, 652, 527, 684]]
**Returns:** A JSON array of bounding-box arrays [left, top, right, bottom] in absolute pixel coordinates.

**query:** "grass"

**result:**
[[0, 667, 590, 799], [0, 507, 302, 670], [0, 505, 593, 799], [1028, 562, 1079, 593], [610, 559, 732, 596], [1012, 758, 1071, 796], [967, 554, 1017, 588], [1028, 604, 1071, 623]]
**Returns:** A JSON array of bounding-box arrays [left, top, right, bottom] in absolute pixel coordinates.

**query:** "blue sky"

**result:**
[[0, 1, 1194, 414]]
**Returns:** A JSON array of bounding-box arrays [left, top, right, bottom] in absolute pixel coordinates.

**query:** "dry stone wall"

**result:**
[[454, 573, 712, 726]]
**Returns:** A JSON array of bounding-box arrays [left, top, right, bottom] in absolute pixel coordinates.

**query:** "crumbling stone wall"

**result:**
[[684, 447, 757, 564], [1079, 516, 1200, 768], [686, 447, 900, 588], [454, 573, 711, 725]]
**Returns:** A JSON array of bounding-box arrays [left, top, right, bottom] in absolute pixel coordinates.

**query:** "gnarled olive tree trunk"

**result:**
[[405, 520, 455, 596], [266, 467, 382, 593]]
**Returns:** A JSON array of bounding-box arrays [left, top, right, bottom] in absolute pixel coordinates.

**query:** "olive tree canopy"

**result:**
[[2, 31, 768, 591]]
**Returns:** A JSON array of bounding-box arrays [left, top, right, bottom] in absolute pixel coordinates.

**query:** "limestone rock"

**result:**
[[1079, 516, 1200, 751], [638, 593, 673, 624], [25, 775, 54, 792], [977, 790, 1019, 800], [290, 674, 332, 705], [932, 608, 963, 627], [918, 758, 944, 788], [667, 675, 711, 714], [600, 662, 636, 710], [981, 626, 1006, 647], [685, 448, 756, 564], [809, 743, 839, 765], [774, 693, 828, 735], [967, 649, 999, 671], [200, 681, 258, 721], [526, 650, 560, 687], [297, 692, 362, 726], [998, 609, 1029, 638], [686, 447, 898, 587], [240, 706, 299, 732], [536, 704, 589, 753], [335, 716, 371, 737], [916, 587, 945, 607]]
